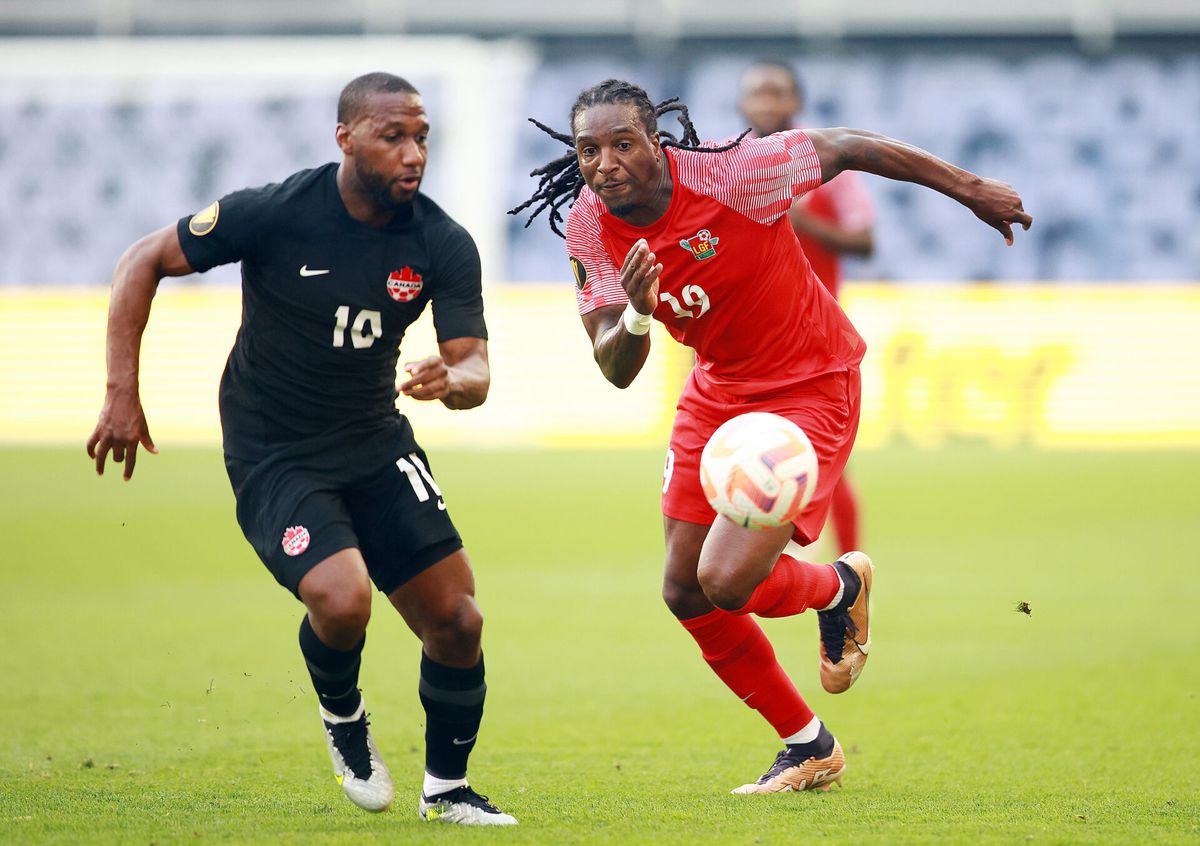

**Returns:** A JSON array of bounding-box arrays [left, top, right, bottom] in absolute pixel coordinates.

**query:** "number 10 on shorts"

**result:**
[[396, 453, 445, 509]]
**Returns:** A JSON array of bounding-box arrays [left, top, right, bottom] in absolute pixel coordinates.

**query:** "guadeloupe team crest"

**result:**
[[679, 228, 719, 260], [387, 266, 423, 302]]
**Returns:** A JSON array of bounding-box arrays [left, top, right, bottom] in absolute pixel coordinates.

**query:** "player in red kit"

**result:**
[[739, 59, 875, 555], [512, 79, 1030, 794]]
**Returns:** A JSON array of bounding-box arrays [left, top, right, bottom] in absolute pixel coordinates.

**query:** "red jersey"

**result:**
[[794, 170, 875, 298], [566, 130, 865, 398]]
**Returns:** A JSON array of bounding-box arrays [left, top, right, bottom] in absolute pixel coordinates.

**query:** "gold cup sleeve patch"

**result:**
[[569, 256, 587, 290], [188, 201, 220, 237]]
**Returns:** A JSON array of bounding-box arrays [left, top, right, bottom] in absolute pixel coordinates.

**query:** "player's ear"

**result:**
[[335, 122, 354, 155]]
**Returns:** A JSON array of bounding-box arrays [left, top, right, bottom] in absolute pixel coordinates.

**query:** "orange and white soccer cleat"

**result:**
[[731, 738, 846, 794], [817, 551, 874, 694]]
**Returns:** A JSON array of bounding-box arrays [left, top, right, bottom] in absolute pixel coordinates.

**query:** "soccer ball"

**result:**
[[700, 412, 819, 529]]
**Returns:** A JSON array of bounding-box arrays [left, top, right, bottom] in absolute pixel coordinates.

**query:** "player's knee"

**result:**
[[662, 574, 709, 619], [423, 593, 483, 655], [696, 566, 751, 612], [453, 595, 485, 645], [307, 582, 372, 645]]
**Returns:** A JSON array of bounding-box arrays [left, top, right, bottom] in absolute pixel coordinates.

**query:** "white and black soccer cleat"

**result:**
[[320, 699, 393, 812], [419, 785, 518, 826]]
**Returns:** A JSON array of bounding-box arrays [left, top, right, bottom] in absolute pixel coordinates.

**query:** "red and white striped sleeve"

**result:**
[[827, 170, 875, 232], [673, 130, 824, 226], [565, 191, 628, 315]]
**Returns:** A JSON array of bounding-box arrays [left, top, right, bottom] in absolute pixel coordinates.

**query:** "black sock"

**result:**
[[298, 615, 364, 718], [419, 652, 486, 780], [787, 723, 836, 759], [830, 560, 861, 611]]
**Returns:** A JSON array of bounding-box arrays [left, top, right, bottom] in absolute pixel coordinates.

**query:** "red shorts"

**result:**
[[662, 368, 861, 545]]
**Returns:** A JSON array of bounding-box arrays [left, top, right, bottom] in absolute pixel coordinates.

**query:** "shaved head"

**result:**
[[338, 72, 419, 125]]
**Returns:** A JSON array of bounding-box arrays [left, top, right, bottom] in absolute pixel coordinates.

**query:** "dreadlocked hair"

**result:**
[[509, 79, 751, 237]]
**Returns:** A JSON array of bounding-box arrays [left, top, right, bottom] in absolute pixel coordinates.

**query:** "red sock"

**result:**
[[734, 554, 841, 618], [680, 608, 813, 738], [830, 475, 860, 553]]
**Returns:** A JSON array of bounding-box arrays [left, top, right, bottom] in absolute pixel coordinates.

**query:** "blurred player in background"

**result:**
[[514, 78, 1029, 794], [86, 72, 516, 826], [739, 59, 874, 555]]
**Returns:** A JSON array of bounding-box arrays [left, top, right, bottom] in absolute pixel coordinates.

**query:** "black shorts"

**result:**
[[224, 420, 462, 598]]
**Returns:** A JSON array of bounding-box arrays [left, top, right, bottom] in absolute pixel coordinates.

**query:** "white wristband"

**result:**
[[622, 303, 653, 336]]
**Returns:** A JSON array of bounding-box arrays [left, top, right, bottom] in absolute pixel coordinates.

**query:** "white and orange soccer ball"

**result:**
[[700, 412, 819, 529]]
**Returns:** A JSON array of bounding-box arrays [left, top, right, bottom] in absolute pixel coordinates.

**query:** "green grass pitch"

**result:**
[[2, 445, 1198, 844]]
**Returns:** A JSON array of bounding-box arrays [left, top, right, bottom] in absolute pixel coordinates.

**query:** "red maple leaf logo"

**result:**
[[387, 267, 424, 302]]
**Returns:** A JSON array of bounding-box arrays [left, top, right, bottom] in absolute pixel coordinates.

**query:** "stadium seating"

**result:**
[[1, 45, 1196, 284], [509, 48, 1200, 283]]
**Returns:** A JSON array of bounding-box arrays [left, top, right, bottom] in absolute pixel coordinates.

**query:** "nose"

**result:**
[[400, 138, 425, 166], [596, 146, 617, 175]]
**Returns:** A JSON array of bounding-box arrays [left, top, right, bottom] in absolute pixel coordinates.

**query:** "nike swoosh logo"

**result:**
[[739, 692, 754, 702], [437, 499, 446, 511], [299, 265, 330, 277], [451, 733, 477, 746], [856, 585, 871, 653]]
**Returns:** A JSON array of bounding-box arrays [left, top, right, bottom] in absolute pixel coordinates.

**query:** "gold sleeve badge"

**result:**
[[569, 256, 587, 290], [188, 201, 220, 237]]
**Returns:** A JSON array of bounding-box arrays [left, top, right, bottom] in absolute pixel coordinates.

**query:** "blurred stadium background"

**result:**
[[1, 1, 1198, 449], [2, 4, 1199, 843]]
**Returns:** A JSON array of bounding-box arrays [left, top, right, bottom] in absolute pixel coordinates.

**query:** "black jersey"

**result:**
[[176, 164, 486, 462]]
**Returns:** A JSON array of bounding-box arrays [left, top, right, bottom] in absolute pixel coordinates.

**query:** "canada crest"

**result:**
[[281, 525, 311, 557], [679, 228, 719, 260], [387, 266, 424, 302]]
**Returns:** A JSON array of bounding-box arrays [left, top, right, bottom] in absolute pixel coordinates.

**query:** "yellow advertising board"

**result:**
[[0, 285, 689, 449], [844, 285, 1200, 449], [1, 284, 1197, 450]]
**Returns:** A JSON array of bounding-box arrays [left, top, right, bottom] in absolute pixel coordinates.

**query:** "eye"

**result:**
[[383, 134, 401, 143], [617, 141, 633, 151], [580, 145, 597, 157], [416, 134, 429, 145]]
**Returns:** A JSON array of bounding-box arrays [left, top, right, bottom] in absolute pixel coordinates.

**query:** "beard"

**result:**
[[355, 160, 419, 211]]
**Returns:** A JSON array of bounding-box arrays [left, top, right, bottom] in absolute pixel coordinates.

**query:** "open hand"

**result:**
[[621, 239, 662, 315], [86, 390, 158, 480]]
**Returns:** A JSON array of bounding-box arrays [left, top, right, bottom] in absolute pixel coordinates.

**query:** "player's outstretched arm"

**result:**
[[581, 239, 660, 389], [805, 127, 1033, 245], [400, 337, 490, 410], [86, 224, 195, 480]]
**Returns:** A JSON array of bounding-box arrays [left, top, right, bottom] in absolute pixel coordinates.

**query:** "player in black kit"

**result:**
[[86, 73, 516, 826]]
